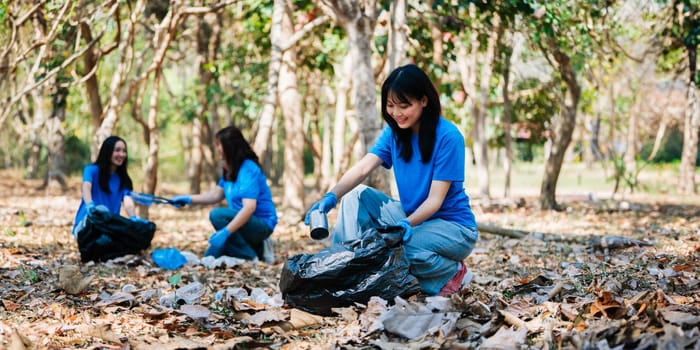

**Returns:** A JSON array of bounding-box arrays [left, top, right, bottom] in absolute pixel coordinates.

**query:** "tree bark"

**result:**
[[252, 0, 284, 161], [386, 0, 407, 73], [278, 0, 305, 214], [79, 22, 105, 131], [678, 79, 699, 194], [501, 38, 513, 199], [42, 84, 68, 192], [539, 47, 580, 210]]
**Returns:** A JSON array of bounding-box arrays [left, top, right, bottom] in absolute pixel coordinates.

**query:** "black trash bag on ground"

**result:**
[[76, 210, 156, 263], [279, 226, 421, 315]]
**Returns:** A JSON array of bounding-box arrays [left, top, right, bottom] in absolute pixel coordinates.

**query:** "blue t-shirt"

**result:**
[[370, 117, 476, 228], [72, 164, 129, 234], [217, 159, 278, 231]]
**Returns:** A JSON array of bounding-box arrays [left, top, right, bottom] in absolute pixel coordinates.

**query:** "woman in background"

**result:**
[[172, 126, 277, 263]]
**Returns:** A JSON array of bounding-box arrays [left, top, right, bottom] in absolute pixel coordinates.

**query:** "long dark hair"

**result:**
[[216, 126, 261, 182], [381, 64, 441, 163], [94, 136, 133, 194]]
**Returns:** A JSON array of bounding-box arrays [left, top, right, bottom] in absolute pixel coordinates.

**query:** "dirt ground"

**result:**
[[1, 170, 699, 349]]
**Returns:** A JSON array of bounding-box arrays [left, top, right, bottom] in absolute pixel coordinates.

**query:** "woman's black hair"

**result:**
[[94, 135, 133, 193], [381, 64, 441, 163], [216, 126, 261, 182]]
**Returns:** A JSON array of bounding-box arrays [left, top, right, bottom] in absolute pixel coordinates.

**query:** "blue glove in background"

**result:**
[[397, 219, 413, 242], [304, 192, 337, 225], [171, 195, 192, 208], [130, 215, 149, 224], [205, 227, 231, 257]]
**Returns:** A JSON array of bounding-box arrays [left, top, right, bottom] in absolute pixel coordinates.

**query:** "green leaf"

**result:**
[[168, 274, 182, 286]]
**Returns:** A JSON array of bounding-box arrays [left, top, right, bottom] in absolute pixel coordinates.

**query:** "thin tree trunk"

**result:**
[[501, 40, 513, 199], [279, 0, 305, 214], [26, 90, 45, 179], [42, 84, 68, 192], [679, 79, 699, 194], [332, 55, 351, 179], [79, 22, 104, 131], [540, 47, 580, 210], [252, 0, 284, 161], [94, 0, 146, 152], [386, 0, 407, 73], [141, 71, 162, 219]]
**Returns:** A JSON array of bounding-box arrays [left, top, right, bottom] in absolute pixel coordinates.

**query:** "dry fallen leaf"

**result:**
[[58, 265, 94, 295], [9, 328, 32, 350]]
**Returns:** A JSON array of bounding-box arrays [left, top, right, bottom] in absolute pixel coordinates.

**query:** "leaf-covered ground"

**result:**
[[1, 170, 699, 349]]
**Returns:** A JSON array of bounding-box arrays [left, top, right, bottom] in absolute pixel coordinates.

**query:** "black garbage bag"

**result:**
[[279, 226, 421, 315], [76, 210, 156, 263]]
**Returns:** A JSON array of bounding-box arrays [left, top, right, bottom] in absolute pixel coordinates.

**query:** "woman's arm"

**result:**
[[328, 153, 383, 199], [123, 195, 136, 217], [82, 181, 93, 203], [190, 187, 225, 205], [404, 180, 451, 226], [223, 198, 257, 233]]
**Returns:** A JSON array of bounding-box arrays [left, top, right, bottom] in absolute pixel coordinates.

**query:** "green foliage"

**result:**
[[0, 2, 7, 23], [657, 0, 700, 84], [65, 135, 91, 175]]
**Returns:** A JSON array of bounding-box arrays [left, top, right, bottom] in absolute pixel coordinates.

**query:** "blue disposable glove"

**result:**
[[86, 201, 110, 216], [171, 195, 192, 208], [205, 227, 231, 257], [130, 215, 149, 224], [397, 219, 413, 242], [304, 192, 337, 225]]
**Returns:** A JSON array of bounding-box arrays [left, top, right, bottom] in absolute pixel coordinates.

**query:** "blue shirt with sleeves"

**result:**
[[217, 159, 278, 231], [72, 164, 128, 235], [370, 117, 476, 228]]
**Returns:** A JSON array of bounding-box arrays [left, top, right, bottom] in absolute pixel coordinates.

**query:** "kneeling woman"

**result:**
[[172, 126, 277, 263], [72, 136, 154, 262]]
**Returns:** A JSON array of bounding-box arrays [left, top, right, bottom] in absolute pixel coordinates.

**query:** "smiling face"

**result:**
[[110, 140, 127, 172], [385, 91, 427, 133]]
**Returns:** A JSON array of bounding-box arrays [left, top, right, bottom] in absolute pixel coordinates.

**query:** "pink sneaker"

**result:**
[[439, 261, 472, 296]]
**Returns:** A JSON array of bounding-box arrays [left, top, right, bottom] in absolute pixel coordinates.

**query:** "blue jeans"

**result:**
[[207, 207, 273, 260], [332, 185, 479, 295]]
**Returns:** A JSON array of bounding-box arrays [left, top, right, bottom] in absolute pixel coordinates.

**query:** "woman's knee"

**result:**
[[209, 207, 236, 228]]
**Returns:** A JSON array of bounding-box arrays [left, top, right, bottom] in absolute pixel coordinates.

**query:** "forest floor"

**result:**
[[1, 169, 699, 349]]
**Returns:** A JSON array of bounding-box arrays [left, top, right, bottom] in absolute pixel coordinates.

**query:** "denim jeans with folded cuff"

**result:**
[[332, 185, 478, 296], [208, 207, 273, 261]]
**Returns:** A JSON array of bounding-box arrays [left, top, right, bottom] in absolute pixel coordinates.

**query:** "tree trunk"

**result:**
[[320, 0, 390, 193], [94, 0, 146, 152], [501, 39, 513, 199], [252, 0, 284, 161], [386, 0, 407, 73], [624, 100, 638, 175], [678, 79, 699, 194], [278, 0, 305, 214], [79, 22, 104, 132], [540, 48, 580, 210], [189, 118, 204, 193], [140, 72, 162, 219], [188, 7, 221, 193], [26, 90, 46, 179], [42, 84, 68, 192], [332, 55, 351, 179], [474, 13, 501, 201]]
